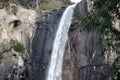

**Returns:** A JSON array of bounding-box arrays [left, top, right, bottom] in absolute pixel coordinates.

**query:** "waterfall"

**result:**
[[47, 4, 77, 80]]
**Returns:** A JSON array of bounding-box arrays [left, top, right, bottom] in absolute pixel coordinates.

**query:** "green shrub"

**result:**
[[40, 1, 59, 10], [9, 0, 18, 4], [10, 39, 25, 53], [10, 39, 18, 47], [13, 42, 25, 53]]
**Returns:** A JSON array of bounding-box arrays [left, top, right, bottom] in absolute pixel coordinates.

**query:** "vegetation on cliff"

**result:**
[[10, 39, 25, 54], [0, 39, 25, 56], [40, 1, 63, 11], [79, 0, 120, 79], [0, 0, 71, 9]]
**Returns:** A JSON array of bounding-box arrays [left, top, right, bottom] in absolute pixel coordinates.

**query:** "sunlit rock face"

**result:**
[[0, 6, 36, 49], [0, 6, 37, 80]]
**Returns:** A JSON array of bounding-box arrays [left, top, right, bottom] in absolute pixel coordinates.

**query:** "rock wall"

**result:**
[[0, 5, 37, 80], [62, 0, 113, 80], [32, 9, 64, 80]]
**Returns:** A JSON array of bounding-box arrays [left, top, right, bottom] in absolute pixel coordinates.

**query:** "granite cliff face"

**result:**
[[0, 3, 37, 80]]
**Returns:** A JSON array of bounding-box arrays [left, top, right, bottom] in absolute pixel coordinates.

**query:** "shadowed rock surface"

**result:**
[[31, 9, 64, 80]]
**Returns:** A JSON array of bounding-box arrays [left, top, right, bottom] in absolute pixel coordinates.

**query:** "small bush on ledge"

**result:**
[[10, 39, 25, 53], [40, 2, 57, 11]]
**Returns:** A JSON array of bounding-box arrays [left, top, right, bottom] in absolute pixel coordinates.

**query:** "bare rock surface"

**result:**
[[0, 6, 37, 80]]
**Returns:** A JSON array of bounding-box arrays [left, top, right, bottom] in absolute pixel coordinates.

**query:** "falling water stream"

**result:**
[[47, 4, 77, 80]]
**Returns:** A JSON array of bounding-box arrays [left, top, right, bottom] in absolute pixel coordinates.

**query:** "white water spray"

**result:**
[[47, 4, 77, 80]]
